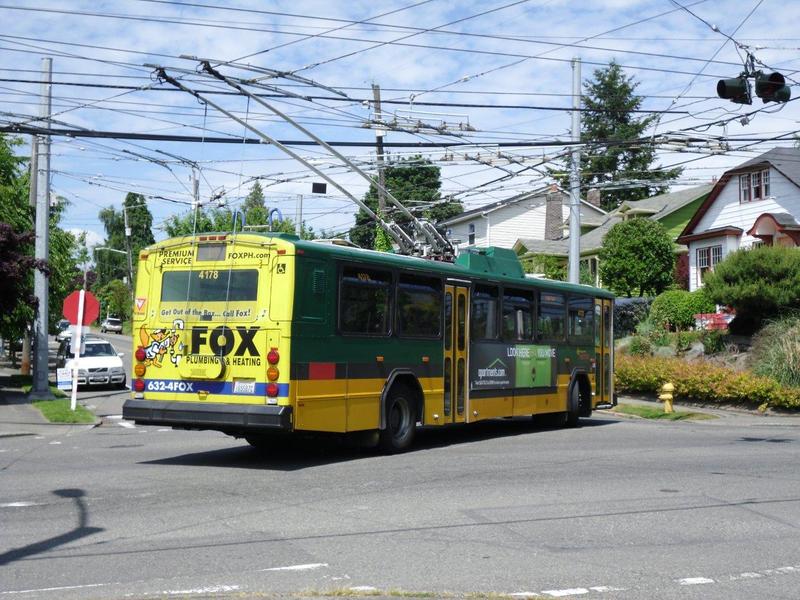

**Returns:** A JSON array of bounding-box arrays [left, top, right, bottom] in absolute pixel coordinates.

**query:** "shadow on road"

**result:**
[[142, 415, 619, 471], [0, 488, 104, 566]]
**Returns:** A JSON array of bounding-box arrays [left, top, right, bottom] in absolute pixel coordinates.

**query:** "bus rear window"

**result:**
[[161, 269, 258, 302]]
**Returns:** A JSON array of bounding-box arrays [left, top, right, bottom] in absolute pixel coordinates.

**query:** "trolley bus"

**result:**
[[123, 232, 615, 452]]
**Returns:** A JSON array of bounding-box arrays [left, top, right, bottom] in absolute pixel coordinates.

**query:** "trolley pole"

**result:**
[[568, 57, 582, 285]]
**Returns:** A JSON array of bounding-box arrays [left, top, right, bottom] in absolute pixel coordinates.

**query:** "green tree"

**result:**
[[96, 192, 155, 287], [243, 180, 265, 212], [98, 279, 132, 321], [702, 245, 800, 332], [553, 61, 682, 212], [349, 155, 462, 249], [0, 135, 80, 346], [163, 205, 312, 238], [599, 219, 674, 297]]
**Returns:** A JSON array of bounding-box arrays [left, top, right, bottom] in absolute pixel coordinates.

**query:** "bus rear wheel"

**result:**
[[566, 382, 581, 427], [379, 386, 416, 453]]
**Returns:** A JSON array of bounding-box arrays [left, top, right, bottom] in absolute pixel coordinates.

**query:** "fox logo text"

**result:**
[[190, 326, 260, 357]]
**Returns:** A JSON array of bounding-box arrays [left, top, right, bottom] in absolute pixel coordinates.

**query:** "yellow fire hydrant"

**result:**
[[659, 382, 675, 414]]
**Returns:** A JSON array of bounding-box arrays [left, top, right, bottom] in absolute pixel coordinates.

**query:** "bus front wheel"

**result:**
[[379, 386, 416, 453]]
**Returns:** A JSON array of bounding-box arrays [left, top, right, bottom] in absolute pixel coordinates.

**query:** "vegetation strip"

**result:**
[[612, 403, 716, 421], [32, 399, 96, 424]]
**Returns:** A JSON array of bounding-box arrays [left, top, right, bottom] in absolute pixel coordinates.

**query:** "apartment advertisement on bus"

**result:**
[[470, 344, 556, 390]]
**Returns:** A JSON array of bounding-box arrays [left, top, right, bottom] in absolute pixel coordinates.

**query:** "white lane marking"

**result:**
[[0, 582, 110, 595], [589, 587, 625, 592], [260, 562, 328, 572], [157, 428, 171, 432], [510, 593, 539, 598], [107, 415, 123, 420], [541, 589, 589, 597], [48, 441, 61, 445], [0, 502, 43, 508], [162, 585, 239, 595], [349, 586, 378, 592], [678, 577, 715, 585], [116, 421, 135, 429]]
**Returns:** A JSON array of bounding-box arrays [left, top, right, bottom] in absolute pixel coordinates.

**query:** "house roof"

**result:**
[[679, 147, 800, 238], [516, 184, 711, 257], [442, 185, 606, 227], [614, 184, 713, 220]]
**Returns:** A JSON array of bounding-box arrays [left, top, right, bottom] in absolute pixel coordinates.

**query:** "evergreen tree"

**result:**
[[349, 155, 462, 250], [243, 180, 265, 212], [554, 61, 682, 212]]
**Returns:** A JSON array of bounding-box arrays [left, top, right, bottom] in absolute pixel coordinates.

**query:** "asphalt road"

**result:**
[[2, 399, 799, 599]]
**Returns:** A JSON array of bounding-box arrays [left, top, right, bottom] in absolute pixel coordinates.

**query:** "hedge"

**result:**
[[615, 354, 800, 410]]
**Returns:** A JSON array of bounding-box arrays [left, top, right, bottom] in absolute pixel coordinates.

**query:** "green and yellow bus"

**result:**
[[123, 232, 615, 452]]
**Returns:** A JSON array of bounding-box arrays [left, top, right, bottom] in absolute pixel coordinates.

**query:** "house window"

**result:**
[[740, 169, 769, 203], [468, 223, 475, 245], [697, 245, 722, 286]]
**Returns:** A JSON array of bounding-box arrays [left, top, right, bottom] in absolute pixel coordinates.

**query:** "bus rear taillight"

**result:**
[[134, 363, 146, 377], [133, 379, 145, 392], [267, 348, 280, 365], [267, 366, 279, 381], [135, 347, 146, 362], [267, 383, 279, 397]]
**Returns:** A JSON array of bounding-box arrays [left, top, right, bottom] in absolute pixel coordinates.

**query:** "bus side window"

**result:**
[[537, 292, 565, 341], [397, 275, 442, 338], [568, 295, 594, 343], [502, 289, 534, 341], [339, 266, 392, 335], [471, 285, 499, 340]]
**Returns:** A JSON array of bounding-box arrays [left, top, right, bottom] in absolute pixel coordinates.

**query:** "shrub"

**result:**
[[675, 330, 701, 353], [629, 335, 653, 356], [614, 297, 653, 338], [703, 245, 800, 330], [615, 355, 800, 410], [750, 315, 800, 389], [702, 330, 727, 355], [650, 289, 715, 331]]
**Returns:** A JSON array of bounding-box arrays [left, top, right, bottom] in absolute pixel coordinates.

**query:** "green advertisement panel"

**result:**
[[470, 344, 555, 390]]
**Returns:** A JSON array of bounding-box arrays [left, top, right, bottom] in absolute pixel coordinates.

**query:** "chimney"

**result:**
[[545, 192, 563, 240], [587, 188, 601, 208]]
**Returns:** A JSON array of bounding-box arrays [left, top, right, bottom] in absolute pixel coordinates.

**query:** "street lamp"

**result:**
[[94, 246, 134, 304]]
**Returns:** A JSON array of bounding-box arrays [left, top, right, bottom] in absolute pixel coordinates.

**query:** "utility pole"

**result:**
[[295, 195, 303, 237], [372, 83, 387, 215], [30, 57, 52, 399], [568, 57, 582, 285], [122, 205, 134, 293]]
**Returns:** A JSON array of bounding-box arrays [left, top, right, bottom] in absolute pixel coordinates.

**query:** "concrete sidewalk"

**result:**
[[0, 359, 100, 437]]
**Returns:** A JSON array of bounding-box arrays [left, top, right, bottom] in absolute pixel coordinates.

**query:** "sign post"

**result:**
[[62, 290, 100, 410]]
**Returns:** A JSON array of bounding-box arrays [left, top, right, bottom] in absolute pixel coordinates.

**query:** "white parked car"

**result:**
[[56, 335, 127, 389], [100, 317, 123, 334]]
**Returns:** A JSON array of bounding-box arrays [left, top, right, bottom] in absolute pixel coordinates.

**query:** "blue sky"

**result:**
[[2, 0, 800, 247]]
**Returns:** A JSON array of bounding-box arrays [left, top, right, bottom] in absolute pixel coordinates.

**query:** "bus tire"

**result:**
[[566, 382, 581, 428], [379, 385, 416, 453]]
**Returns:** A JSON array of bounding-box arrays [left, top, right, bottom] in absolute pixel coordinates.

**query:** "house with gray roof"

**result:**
[[441, 184, 606, 252], [515, 184, 713, 286], [677, 147, 800, 291]]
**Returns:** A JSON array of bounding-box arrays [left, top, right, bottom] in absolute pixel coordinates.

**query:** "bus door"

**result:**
[[595, 298, 613, 407], [444, 283, 469, 424]]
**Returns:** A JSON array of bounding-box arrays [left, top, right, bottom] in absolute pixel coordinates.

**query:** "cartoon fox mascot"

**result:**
[[139, 319, 185, 367]]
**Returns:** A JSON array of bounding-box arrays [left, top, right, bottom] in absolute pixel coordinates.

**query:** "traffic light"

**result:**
[[754, 71, 791, 103], [717, 75, 751, 104]]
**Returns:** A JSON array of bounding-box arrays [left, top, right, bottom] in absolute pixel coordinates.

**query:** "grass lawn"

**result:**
[[32, 398, 96, 424], [613, 403, 717, 421]]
